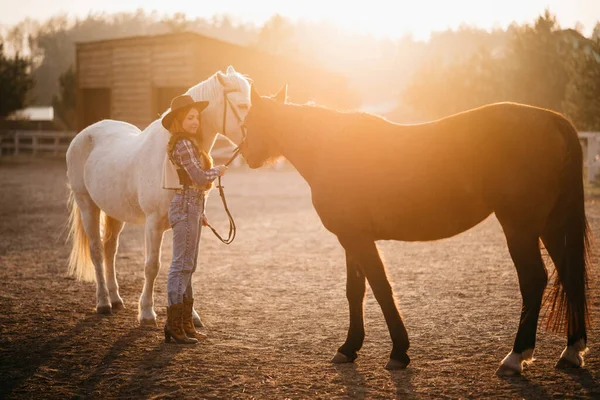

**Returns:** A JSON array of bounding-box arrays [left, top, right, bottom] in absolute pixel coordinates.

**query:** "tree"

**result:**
[[563, 44, 600, 131], [0, 42, 34, 118], [403, 47, 509, 119], [163, 12, 189, 33], [257, 14, 294, 55], [51, 65, 76, 129], [402, 10, 586, 120], [502, 10, 572, 112], [592, 22, 600, 43]]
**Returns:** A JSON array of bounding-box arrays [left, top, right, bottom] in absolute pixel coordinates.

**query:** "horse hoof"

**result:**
[[555, 356, 582, 369], [496, 363, 521, 377], [139, 318, 157, 327], [96, 305, 112, 315], [111, 301, 125, 311], [193, 317, 204, 328], [331, 352, 354, 364], [385, 358, 408, 370]]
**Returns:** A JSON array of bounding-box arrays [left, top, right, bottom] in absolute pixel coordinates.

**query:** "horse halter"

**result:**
[[203, 89, 248, 245]]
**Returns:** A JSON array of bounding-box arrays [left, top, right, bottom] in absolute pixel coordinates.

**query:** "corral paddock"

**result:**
[[1, 157, 600, 399]]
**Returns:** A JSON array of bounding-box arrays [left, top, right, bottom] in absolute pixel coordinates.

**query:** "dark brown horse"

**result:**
[[241, 84, 591, 375]]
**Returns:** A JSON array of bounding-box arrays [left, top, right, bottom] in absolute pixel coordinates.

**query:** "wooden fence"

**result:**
[[0, 131, 76, 157], [1, 130, 599, 181], [0, 130, 243, 166]]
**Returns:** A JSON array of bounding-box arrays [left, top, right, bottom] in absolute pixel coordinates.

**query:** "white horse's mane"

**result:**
[[150, 67, 251, 136], [186, 69, 252, 104]]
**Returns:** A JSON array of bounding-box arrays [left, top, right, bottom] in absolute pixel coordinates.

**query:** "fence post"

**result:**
[[54, 134, 60, 156], [588, 136, 599, 183], [14, 132, 20, 155], [32, 134, 38, 156]]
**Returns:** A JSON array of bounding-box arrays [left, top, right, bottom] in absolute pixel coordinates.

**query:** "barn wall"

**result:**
[[76, 32, 355, 130], [110, 44, 152, 128]]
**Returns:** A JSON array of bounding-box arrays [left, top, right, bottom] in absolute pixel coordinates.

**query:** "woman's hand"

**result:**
[[215, 164, 228, 176], [202, 214, 209, 227]]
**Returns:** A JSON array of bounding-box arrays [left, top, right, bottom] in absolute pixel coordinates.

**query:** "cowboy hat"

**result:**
[[161, 95, 209, 130]]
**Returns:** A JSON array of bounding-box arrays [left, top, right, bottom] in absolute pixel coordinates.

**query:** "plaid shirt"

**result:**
[[172, 139, 220, 187]]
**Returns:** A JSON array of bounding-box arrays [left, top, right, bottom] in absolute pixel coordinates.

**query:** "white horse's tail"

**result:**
[[66, 187, 111, 282], [67, 189, 94, 282]]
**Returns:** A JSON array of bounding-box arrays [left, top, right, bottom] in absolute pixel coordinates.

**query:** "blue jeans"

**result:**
[[167, 189, 205, 306]]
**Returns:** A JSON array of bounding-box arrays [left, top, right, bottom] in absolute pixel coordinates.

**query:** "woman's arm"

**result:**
[[172, 139, 221, 186]]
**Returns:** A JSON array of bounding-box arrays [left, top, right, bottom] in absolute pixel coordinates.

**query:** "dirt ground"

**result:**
[[1, 157, 600, 399]]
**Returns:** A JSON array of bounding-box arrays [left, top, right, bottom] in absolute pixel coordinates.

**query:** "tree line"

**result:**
[[1, 9, 599, 131]]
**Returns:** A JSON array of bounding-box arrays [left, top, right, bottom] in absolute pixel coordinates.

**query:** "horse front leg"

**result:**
[[332, 250, 366, 363], [339, 236, 410, 370], [138, 215, 167, 326]]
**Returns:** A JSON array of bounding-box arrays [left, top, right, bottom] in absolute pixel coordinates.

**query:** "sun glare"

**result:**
[[175, 0, 599, 40]]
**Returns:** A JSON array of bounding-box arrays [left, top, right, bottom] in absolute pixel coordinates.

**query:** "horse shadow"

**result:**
[[499, 367, 599, 398], [389, 368, 417, 399], [559, 368, 600, 397], [498, 374, 554, 399], [333, 363, 368, 399], [332, 363, 416, 399], [0, 314, 102, 398]]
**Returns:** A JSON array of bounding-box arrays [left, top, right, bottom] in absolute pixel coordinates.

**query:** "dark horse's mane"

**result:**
[[278, 100, 415, 144]]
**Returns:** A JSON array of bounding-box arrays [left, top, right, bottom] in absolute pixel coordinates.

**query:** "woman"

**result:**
[[161, 94, 227, 344]]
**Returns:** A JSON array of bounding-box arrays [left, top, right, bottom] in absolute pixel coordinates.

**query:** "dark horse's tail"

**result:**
[[544, 116, 592, 341]]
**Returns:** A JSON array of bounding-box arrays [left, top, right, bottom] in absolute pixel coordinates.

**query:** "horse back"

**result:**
[[309, 103, 572, 241], [66, 119, 171, 224]]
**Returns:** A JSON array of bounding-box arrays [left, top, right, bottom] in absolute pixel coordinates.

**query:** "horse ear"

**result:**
[[217, 71, 228, 87], [251, 84, 262, 106], [274, 83, 287, 103], [226, 65, 236, 75]]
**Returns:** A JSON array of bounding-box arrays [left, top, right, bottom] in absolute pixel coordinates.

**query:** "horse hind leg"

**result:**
[[103, 215, 126, 310], [138, 215, 167, 326], [496, 231, 548, 376], [541, 227, 589, 369], [74, 192, 112, 314]]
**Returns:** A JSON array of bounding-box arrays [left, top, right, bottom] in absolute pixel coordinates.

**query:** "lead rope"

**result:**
[[204, 92, 245, 245]]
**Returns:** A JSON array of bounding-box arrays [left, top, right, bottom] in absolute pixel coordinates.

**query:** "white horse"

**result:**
[[65, 66, 251, 325]]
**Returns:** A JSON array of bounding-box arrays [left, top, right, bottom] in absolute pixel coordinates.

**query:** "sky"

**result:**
[[1, 0, 599, 40]]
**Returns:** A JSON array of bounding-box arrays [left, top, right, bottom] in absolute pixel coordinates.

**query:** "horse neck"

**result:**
[[273, 105, 330, 182]]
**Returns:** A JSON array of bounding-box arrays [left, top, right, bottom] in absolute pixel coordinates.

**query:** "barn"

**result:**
[[75, 31, 357, 131]]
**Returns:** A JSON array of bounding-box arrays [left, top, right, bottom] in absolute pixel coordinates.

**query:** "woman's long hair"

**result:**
[[168, 110, 213, 169]]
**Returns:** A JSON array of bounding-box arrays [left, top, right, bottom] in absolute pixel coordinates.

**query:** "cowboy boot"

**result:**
[[183, 297, 207, 340], [164, 303, 198, 344]]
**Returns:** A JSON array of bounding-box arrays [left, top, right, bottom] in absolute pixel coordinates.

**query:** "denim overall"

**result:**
[[167, 188, 205, 306]]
